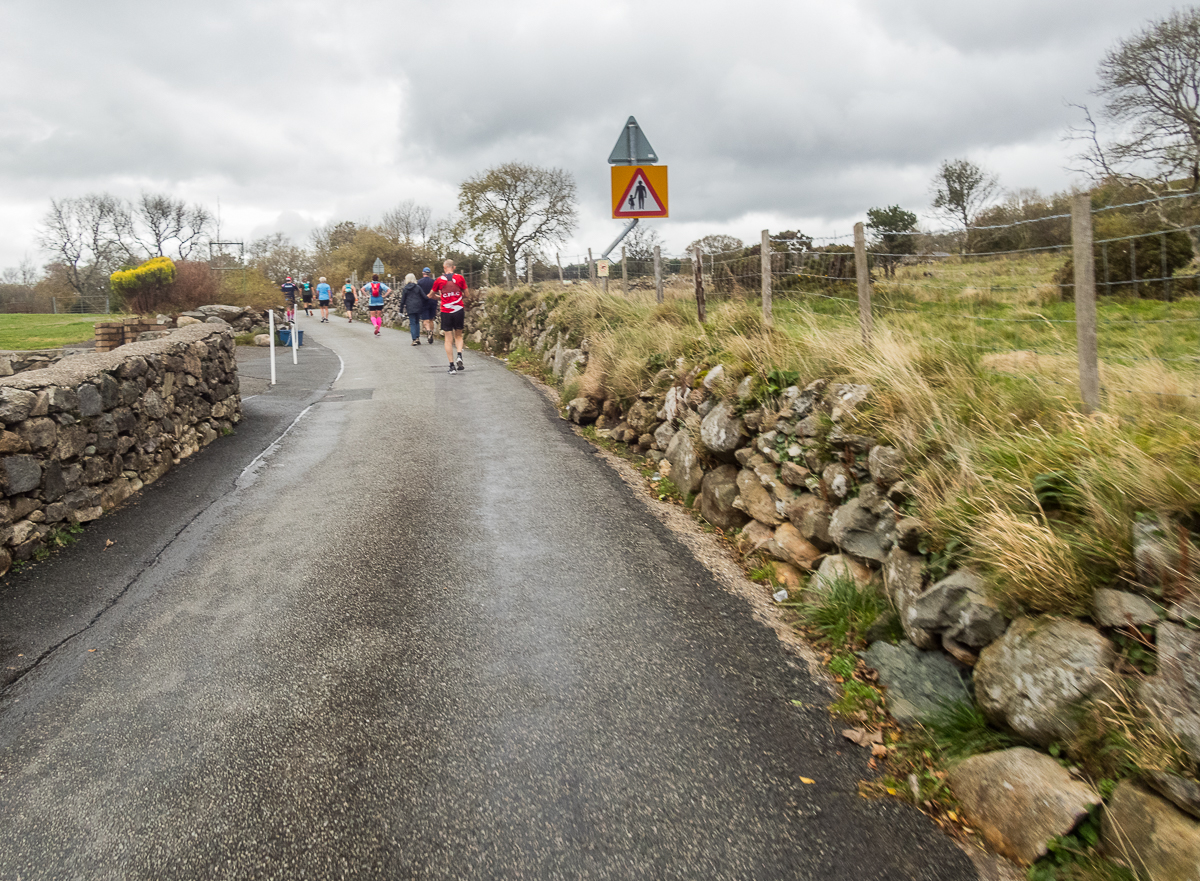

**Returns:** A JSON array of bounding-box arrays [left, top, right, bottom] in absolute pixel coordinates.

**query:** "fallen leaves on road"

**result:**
[[104, 540, 115, 550], [841, 727, 884, 748], [799, 776, 815, 785]]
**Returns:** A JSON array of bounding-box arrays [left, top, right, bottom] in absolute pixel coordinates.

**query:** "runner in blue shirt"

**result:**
[[360, 274, 391, 336], [316, 277, 332, 323]]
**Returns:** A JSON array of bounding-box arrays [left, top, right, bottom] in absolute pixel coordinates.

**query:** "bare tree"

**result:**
[[1, 258, 41, 287], [458, 163, 578, 287], [248, 233, 311, 284], [930, 158, 999, 251], [623, 224, 664, 263], [38, 194, 127, 298], [379, 200, 433, 246], [1073, 9, 1200, 191], [124, 194, 212, 260]]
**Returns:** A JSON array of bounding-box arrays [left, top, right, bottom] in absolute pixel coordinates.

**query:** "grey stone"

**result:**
[[55, 424, 89, 461], [828, 496, 890, 563], [1092, 588, 1162, 628], [552, 347, 583, 379], [1144, 771, 1200, 821], [625, 399, 658, 434], [698, 464, 747, 532], [566, 397, 599, 424], [1139, 622, 1200, 763], [0, 455, 41, 495], [784, 493, 834, 550], [736, 520, 774, 557], [884, 547, 936, 650], [829, 382, 871, 422], [699, 400, 746, 460], [821, 462, 852, 500], [1133, 513, 1199, 598], [733, 467, 783, 525], [40, 460, 66, 502], [18, 417, 57, 453], [779, 460, 809, 487], [868, 444, 904, 486], [653, 421, 676, 450], [860, 640, 969, 727], [0, 388, 37, 423], [907, 569, 1007, 649], [950, 747, 1101, 867], [664, 430, 704, 497], [975, 617, 1117, 748], [77, 384, 103, 417], [44, 387, 79, 413], [812, 553, 875, 592], [1102, 781, 1200, 881]]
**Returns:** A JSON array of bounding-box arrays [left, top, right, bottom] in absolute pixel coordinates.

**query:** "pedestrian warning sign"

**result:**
[[611, 165, 668, 218]]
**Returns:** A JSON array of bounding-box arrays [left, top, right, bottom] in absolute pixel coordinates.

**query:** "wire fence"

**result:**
[[555, 191, 1200, 412], [0, 294, 112, 315]]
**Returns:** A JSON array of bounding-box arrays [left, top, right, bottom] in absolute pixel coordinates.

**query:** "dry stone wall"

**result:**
[[0, 323, 241, 574], [465, 292, 1200, 872]]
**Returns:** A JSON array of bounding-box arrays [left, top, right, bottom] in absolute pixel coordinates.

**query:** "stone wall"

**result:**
[[465, 292, 1200, 873], [0, 323, 241, 574]]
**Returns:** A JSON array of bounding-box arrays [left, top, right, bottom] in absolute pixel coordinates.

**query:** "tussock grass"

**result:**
[[489, 262, 1200, 615]]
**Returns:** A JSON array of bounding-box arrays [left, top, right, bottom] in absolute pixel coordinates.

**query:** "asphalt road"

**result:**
[[0, 316, 978, 880]]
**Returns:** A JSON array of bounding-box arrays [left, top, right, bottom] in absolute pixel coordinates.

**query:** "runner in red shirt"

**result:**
[[431, 259, 468, 374]]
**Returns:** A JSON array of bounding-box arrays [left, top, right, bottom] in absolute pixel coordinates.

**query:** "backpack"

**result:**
[[440, 274, 462, 295], [371, 282, 381, 296]]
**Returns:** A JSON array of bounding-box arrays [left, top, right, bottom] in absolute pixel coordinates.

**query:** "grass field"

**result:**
[[0, 314, 110, 351]]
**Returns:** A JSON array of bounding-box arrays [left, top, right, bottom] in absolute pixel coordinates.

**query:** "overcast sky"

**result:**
[[0, 0, 1184, 270]]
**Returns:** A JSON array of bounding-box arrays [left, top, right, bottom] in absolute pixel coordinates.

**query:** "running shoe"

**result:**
[[427, 333, 434, 344], [455, 355, 465, 372], [447, 363, 457, 375]]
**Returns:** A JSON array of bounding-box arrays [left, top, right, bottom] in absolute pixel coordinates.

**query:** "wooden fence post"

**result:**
[[654, 245, 663, 304], [761, 229, 773, 328], [588, 248, 596, 287], [1072, 193, 1101, 413], [622, 245, 629, 295], [556, 252, 564, 285], [693, 245, 706, 324], [526, 254, 533, 285], [853, 221, 874, 349]]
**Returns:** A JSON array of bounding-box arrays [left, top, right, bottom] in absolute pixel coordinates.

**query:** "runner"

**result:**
[[360, 273, 391, 336], [418, 267, 436, 344], [301, 279, 315, 317], [431, 259, 468, 374], [342, 278, 356, 322], [316, 276, 332, 323], [280, 276, 298, 323]]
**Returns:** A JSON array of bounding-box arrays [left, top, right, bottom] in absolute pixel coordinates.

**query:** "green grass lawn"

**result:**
[[0, 314, 111, 351]]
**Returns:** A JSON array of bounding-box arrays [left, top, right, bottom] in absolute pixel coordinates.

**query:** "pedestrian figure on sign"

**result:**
[[628, 194, 635, 210], [635, 179, 647, 210]]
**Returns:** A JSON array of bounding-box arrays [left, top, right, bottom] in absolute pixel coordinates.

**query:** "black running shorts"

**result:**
[[440, 310, 465, 332]]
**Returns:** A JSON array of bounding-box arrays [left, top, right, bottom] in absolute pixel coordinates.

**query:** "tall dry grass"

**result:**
[[492, 278, 1200, 616]]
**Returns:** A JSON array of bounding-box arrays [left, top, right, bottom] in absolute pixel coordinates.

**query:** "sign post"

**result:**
[[372, 258, 385, 276], [602, 117, 667, 260]]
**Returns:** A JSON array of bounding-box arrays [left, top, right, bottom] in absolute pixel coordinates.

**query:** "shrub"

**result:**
[[1056, 213, 1195, 300], [110, 256, 176, 313], [169, 260, 221, 311]]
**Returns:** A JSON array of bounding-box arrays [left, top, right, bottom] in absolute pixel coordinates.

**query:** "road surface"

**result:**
[[0, 317, 977, 879]]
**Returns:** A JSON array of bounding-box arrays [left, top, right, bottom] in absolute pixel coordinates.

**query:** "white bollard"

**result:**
[[291, 311, 298, 365], [269, 309, 277, 386]]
